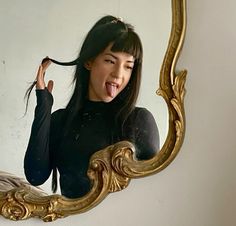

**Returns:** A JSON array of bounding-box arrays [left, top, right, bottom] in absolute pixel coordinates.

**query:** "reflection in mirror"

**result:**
[[0, 0, 170, 197], [0, 0, 187, 221], [24, 15, 160, 199]]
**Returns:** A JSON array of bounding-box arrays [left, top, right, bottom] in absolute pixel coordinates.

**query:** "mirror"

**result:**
[[0, 0, 187, 221]]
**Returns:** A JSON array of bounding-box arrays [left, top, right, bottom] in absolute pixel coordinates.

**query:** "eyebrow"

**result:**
[[104, 53, 135, 63]]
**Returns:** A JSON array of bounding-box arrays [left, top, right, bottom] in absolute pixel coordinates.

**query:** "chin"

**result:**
[[102, 95, 117, 103], [102, 98, 113, 103]]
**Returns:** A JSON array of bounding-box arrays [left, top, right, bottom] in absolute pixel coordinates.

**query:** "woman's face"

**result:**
[[87, 44, 135, 102]]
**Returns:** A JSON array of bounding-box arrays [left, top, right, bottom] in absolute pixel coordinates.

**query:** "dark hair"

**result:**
[[25, 15, 143, 193], [56, 16, 142, 125]]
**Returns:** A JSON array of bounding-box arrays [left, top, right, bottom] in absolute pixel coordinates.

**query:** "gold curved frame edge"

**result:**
[[110, 0, 187, 178], [0, 0, 187, 222]]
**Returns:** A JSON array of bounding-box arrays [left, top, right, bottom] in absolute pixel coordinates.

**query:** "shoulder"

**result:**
[[134, 107, 154, 116], [124, 107, 158, 134], [51, 109, 67, 127], [52, 108, 66, 118], [124, 107, 160, 160], [127, 107, 156, 124]]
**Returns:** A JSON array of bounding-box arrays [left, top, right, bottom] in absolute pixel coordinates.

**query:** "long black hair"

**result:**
[[26, 15, 142, 125], [25, 15, 143, 193]]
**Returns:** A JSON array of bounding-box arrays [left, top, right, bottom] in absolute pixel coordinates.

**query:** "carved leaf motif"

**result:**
[[109, 171, 130, 192]]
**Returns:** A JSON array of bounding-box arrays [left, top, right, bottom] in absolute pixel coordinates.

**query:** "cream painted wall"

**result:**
[[1, 0, 236, 226]]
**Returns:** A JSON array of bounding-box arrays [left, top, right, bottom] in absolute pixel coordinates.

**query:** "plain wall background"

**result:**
[[1, 0, 236, 225]]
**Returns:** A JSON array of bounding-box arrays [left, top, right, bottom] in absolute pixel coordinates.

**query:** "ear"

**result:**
[[84, 61, 93, 70]]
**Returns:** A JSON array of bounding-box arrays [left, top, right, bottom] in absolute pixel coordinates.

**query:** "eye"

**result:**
[[126, 65, 133, 70], [105, 59, 115, 64]]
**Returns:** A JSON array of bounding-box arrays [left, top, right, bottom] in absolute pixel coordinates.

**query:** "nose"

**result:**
[[111, 65, 123, 79]]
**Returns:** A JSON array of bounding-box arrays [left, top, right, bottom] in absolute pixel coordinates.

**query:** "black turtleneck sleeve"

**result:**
[[24, 89, 55, 185]]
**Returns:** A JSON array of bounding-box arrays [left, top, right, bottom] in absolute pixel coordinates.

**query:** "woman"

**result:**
[[24, 15, 159, 198]]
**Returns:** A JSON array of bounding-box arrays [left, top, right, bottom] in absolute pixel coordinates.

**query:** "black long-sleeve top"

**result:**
[[24, 89, 159, 198]]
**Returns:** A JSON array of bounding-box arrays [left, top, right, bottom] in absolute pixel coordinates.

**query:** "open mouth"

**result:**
[[105, 82, 119, 98]]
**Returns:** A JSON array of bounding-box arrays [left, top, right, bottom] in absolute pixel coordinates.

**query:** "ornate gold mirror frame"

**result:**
[[0, 0, 187, 222]]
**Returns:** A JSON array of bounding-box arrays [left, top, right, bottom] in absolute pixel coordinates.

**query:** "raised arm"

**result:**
[[24, 89, 54, 185], [24, 59, 55, 185]]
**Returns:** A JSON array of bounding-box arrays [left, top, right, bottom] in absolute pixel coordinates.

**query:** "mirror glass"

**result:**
[[0, 0, 171, 195]]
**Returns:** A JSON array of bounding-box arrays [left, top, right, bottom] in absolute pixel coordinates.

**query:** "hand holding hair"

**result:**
[[36, 57, 54, 93]]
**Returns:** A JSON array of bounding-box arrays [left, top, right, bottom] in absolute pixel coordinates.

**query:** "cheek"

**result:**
[[91, 64, 108, 80], [90, 66, 103, 81], [120, 74, 131, 91], [89, 72, 100, 92], [124, 73, 132, 85], [91, 76, 102, 89]]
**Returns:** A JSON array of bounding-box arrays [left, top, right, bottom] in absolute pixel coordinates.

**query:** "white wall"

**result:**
[[1, 0, 236, 225]]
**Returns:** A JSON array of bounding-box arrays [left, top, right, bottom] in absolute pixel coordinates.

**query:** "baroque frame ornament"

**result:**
[[0, 0, 187, 222]]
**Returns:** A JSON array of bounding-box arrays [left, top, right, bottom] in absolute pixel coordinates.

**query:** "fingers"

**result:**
[[41, 57, 51, 72], [47, 80, 54, 93], [35, 58, 52, 90], [36, 65, 45, 89]]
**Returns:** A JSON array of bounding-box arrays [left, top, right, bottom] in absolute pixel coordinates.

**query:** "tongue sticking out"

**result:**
[[106, 83, 117, 98]]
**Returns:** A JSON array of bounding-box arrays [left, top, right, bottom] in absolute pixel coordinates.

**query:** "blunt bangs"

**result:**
[[111, 31, 143, 64], [80, 20, 143, 65]]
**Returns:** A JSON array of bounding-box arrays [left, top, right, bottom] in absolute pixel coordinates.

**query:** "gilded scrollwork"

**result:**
[[0, 0, 187, 221]]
